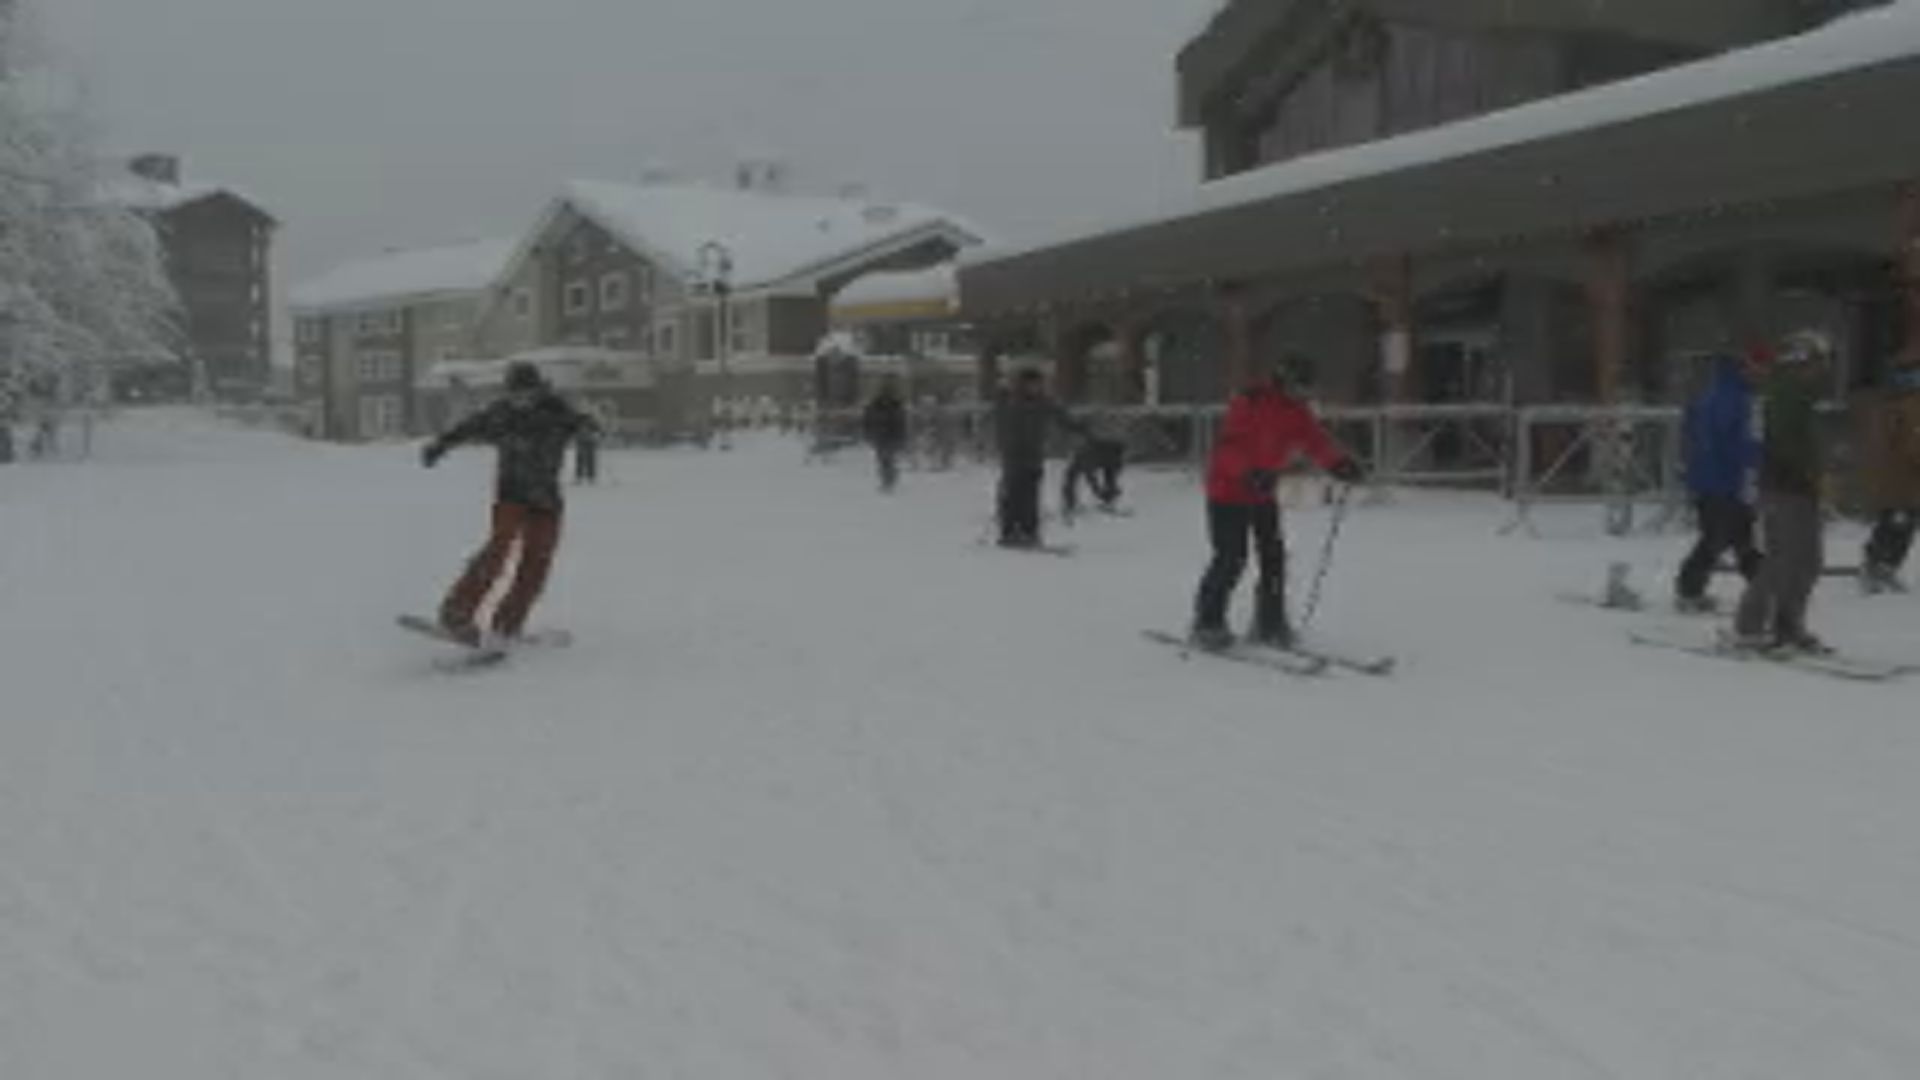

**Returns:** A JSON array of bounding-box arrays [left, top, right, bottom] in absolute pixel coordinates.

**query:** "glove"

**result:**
[[421, 441, 446, 468], [1330, 458, 1366, 485], [1246, 468, 1280, 496]]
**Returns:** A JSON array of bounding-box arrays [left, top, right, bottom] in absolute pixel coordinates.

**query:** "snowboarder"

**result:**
[[1062, 435, 1126, 519], [420, 361, 598, 647], [1858, 362, 1920, 593], [1674, 349, 1766, 612], [1731, 330, 1834, 653], [993, 368, 1085, 547], [1191, 354, 1364, 651], [862, 377, 908, 492]]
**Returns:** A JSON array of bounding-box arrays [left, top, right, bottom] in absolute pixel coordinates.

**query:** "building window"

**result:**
[[636, 264, 655, 303], [563, 281, 591, 316], [358, 394, 404, 439], [356, 309, 403, 337], [600, 272, 629, 312], [600, 325, 631, 349], [297, 319, 321, 344], [299, 355, 323, 387], [655, 321, 678, 359], [728, 304, 752, 354], [511, 289, 532, 320], [356, 350, 405, 382]]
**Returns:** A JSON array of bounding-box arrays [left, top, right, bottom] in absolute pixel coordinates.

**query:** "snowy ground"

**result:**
[[4, 408, 1919, 1079]]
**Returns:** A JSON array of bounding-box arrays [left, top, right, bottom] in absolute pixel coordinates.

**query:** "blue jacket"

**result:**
[[1683, 357, 1758, 499]]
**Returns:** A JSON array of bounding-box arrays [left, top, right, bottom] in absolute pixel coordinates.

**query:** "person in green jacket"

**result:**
[[1731, 330, 1835, 653]]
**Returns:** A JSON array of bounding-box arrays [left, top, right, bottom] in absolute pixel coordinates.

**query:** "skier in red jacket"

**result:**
[[1191, 355, 1364, 651]]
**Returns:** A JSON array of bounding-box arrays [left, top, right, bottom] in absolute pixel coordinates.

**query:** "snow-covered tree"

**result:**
[[0, 0, 179, 434]]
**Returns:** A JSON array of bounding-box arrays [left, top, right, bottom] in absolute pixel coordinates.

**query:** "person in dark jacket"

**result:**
[[573, 423, 601, 485], [1062, 436, 1126, 518], [1673, 350, 1765, 611], [862, 378, 909, 493], [993, 369, 1085, 547], [422, 361, 598, 645], [1732, 330, 1834, 653], [1192, 356, 1363, 651], [1858, 363, 1920, 592]]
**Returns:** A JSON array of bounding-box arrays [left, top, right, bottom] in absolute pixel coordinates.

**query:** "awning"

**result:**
[[968, 8, 1920, 319]]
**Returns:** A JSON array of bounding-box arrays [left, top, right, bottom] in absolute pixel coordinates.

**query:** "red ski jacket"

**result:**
[[1205, 387, 1347, 504]]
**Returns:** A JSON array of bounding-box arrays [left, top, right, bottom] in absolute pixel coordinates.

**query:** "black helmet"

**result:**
[[504, 361, 546, 392]]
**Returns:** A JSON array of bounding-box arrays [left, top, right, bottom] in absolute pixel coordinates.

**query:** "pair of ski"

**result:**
[[1560, 590, 1910, 681], [397, 614, 573, 672], [1142, 630, 1396, 678], [1626, 624, 1910, 683]]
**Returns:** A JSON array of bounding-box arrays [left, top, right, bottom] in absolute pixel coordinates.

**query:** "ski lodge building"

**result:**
[[960, 0, 1920, 419]]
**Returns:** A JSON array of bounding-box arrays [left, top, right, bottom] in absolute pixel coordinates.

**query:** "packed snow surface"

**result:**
[[3, 409, 1919, 1078]]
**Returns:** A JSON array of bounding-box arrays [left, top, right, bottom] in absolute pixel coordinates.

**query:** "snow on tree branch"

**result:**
[[0, 0, 180, 418]]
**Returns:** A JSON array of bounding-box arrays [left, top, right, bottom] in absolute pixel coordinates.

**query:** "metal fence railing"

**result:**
[[794, 398, 1874, 535]]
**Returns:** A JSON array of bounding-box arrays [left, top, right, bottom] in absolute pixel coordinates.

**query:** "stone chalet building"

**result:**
[[961, 0, 1920, 419], [290, 238, 514, 441], [294, 170, 984, 441], [105, 154, 277, 402]]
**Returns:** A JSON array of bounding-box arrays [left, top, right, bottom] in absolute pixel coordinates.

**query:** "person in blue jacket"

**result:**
[[1674, 349, 1767, 611]]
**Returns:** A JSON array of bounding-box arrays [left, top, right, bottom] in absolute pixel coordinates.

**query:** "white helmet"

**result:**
[[1777, 329, 1835, 368]]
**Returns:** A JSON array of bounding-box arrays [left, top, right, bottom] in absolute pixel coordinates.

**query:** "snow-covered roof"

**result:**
[[549, 180, 986, 290], [834, 264, 959, 310], [974, 1, 1920, 271], [291, 238, 516, 313], [419, 348, 654, 391], [100, 178, 272, 220]]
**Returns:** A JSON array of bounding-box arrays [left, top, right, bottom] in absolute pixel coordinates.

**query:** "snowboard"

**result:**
[[397, 614, 573, 671], [1627, 624, 1906, 682], [1142, 630, 1329, 677]]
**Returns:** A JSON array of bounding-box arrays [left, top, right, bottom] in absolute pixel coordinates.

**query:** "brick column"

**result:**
[[1116, 316, 1148, 404], [1585, 228, 1632, 404], [977, 340, 1003, 402], [1217, 285, 1251, 395], [1367, 255, 1414, 403], [1900, 184, 1920, 366]]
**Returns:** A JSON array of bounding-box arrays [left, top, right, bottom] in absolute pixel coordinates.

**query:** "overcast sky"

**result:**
[[47, 0, 1219, 283]]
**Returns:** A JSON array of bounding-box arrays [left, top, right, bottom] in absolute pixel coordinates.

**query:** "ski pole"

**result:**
[[1298, 482, 1354, 633]]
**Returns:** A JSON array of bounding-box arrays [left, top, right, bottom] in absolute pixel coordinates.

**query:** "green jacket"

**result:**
[[1758, 369, 1824, 498]]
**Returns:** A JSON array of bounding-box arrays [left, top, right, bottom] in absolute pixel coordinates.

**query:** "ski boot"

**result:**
[[1718, 628, 1777, 656], [1860, 562, 1908, 596], [1188, 624, 1236, 654], [1250, 587, 1296, 650], [1674, 594, 1719, 616], [1774, 629, 1834, 657]]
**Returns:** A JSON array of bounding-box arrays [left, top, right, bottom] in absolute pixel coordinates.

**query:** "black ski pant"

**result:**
[[574, 442, 599, 484], [1194, 500, 1288, 635], [1675, 495, 1762, 599], [1865, 508, 1918, 571], [875, 442, 902, 492], [998, 465, 1044, 543], [1062, 457, 1121, 516]]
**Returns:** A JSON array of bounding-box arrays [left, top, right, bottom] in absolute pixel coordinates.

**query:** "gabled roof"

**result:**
[[290, 237, 516, 313], [101, 179, 276, 223], [513, 180, 986, 293]]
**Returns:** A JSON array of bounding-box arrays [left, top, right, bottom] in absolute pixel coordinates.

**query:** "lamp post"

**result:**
[[698, 241, 734, 450]]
